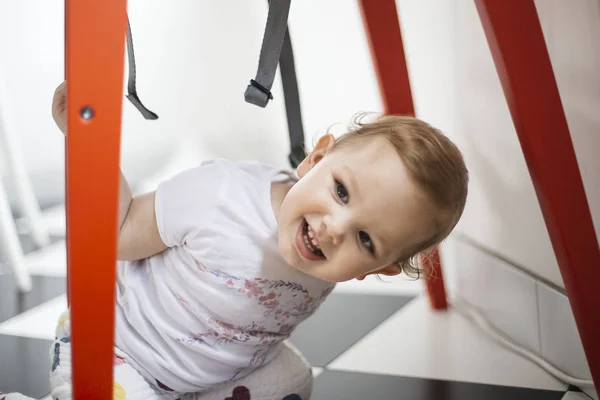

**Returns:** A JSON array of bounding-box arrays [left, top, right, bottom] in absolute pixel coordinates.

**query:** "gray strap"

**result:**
[[279, 29, 306, 167], [125, 16, 158, 120], [244, 0, 291, 108]]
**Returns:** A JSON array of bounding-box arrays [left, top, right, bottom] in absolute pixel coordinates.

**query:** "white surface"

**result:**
[[0, 295, 67, 340], [311, 367, 324, 379], [538, 282, 593, 382], [25, 240, 66, 277], [328, 297, 568, 391], [444, 237, 541, 353]]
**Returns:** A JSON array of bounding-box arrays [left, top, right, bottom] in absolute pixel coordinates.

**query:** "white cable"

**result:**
[[451, 298, 595, 388]]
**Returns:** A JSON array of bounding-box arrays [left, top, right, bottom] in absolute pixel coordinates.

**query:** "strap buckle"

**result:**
[[249, 79, 274, 100], [244, 79, 274, 108]]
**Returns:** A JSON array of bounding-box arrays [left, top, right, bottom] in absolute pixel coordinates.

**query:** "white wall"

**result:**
[[150, 0, 384, 162], [0, 0, 68, 208], [445, 0, 600, 289], [449, 0, 563, 285], [394, 1, 599, 392], [432, 1, 599, 394], [0, 0, 178, 209], [392, 0, 600, 290], [396, 0, 457, 135], [535, 0, 600, 252]]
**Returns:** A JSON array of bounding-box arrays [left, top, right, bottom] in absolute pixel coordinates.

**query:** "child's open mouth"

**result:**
[[295, 218, 326, 261]]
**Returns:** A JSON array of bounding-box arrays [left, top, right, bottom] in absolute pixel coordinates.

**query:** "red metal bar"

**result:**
[[357, 0, 414, 116], [65, 0, 127, 397], [475, 0, 600, 388], [358, 0, 448, 310], [422, 248, 448, 310]]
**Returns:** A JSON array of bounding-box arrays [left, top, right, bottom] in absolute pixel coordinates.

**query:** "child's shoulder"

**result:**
[[196, 158, 270, 174], [155, 158, 278, 242], [173, 158, 251, 183], [172, 158, 292, 198], [198, 158, 286, 184]]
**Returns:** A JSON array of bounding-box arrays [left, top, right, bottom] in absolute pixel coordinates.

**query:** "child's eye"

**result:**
[[335, 180, 349, 204], [359, 231, 375, 254]]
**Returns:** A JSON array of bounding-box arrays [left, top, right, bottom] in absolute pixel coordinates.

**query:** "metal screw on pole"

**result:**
[[80, 106, 94, 120]]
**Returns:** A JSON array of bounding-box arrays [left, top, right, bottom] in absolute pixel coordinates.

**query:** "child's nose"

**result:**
[[320, 215, 347, 245]]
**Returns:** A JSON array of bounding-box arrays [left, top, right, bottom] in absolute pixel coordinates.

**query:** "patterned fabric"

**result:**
[[225, 386, 250, 400], [184, 340, 313, 400], [223, 387, 303, 400], [0, 311, 313, 400], [49, 311, 180, 400]]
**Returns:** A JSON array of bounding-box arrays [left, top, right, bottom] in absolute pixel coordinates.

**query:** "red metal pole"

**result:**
[[357, 0, 414, 116], [421, 247, 447, 310], [65, 0, 127, 397], [358, 0, 448, 310], [475, 0, 600, 388]]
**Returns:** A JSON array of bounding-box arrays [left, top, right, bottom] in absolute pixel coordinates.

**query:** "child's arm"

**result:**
[[117, 188, 167, 260], [52, 82, 167, 261]]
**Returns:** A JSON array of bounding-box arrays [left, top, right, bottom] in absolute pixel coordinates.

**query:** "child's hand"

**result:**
[[52, 81, 67, 134]]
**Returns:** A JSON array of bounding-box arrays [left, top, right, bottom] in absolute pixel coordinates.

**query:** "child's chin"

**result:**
[[289, 262, 315, 277], [300, 267, 337, 283], [280, 242, 298, 267]]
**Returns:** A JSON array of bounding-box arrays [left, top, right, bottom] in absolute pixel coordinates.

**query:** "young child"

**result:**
[[8, 82, 468, 399]]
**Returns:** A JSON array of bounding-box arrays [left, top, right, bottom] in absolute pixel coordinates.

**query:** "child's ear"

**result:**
[[355, 264, 401, 281], [297, 134, 335, 178]]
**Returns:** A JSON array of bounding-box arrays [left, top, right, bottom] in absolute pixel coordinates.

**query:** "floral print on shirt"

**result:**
[[175, 263, 334, 381]]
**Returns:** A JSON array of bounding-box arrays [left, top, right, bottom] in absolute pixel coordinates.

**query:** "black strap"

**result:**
[[245, 0, 291, 108], [125, 16, 158, 120]]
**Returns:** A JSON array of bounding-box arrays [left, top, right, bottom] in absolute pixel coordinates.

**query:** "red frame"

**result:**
[[358, 0, 448, 310], [475, 0, 600, 388], [65, 0, 127, 397]]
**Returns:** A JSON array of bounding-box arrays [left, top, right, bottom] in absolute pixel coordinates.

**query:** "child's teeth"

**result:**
[[306, 227, 319, 250], [303, 223, 322, 256]]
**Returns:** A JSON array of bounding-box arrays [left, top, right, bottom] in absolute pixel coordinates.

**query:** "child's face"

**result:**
[[276, 134, 434, 283]]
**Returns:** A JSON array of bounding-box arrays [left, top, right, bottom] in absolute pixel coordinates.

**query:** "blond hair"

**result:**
[[334, 114, 469, 278]]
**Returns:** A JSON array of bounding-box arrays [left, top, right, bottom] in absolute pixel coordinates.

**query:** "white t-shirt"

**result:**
[[115, 159, 335, 393]]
